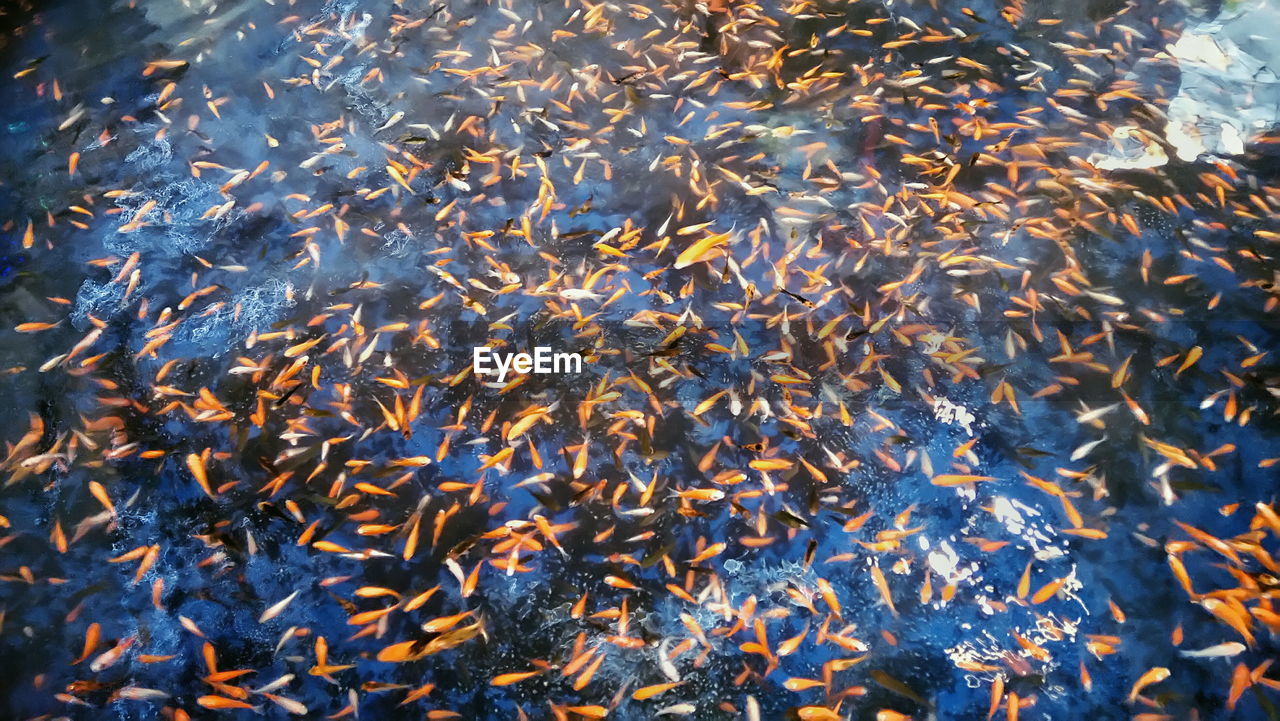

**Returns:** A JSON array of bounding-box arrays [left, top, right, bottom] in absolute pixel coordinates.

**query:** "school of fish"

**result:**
[[0, 0, 1278, 718]]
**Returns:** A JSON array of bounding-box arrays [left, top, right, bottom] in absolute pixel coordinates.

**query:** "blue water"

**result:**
[[0, 0, 1277, 719]]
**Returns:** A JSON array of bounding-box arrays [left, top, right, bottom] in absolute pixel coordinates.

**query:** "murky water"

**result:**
[[0, 0, 1277, 719]]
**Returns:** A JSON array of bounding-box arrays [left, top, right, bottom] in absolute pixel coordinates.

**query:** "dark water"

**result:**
[[0, 0, 1277, 719]]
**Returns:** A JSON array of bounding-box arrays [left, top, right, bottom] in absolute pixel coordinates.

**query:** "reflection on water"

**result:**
[[0, 0, 1278, 719]]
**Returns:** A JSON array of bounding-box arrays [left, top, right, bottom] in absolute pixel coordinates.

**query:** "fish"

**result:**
[[89, 636, 135, 673], [1127, 667, 1171, 703], [1179, 642, 1246, 659], [490, 669, 543, 686], [3, 1, 1279, 719], [673, 230, 734, 269], [112, 686, 170, 701], [198, 695, 262, 711], [633, 681, 683, 700], [259, 590, 301, 623]]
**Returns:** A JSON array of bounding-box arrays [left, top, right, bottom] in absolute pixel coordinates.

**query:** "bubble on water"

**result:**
[[321, 0, 357, 17], [124, 135, 173, 173], [485, 569, 545, 615], [217, 277, 293, 343], [71, 278, 125, 328], [105, 176, 226, 256], [380, 228, 414, 258]]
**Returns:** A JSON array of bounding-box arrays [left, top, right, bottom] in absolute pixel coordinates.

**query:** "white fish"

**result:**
[[274, 626, 298, 656], [1075, 402, 1120, 424], [558, 289, 602, 301], [114, 686, 169, 701], [229, 365, 270, 375], [1070, 435, 1107, 461], [375, 111, 404, 132], [1179, 642, 1245, 658], [656, 639, 680, 682], [58, 104, 86, 131], [253, 673, 296, 695], [89, 636, 134, 672], [263, 693, 308, 715], [259, 590, 300, 624], [1084, 289, 1124, 305]]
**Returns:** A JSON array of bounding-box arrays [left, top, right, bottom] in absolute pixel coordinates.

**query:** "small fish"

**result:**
[[673, 230, 733, 269], [259, 590, 300, 623], [1179, 642, 1245, 659], [1070, 435, 1106, 461], [89, 636, 135, 673], [198, 695, 261, 711], [1127, 667, 1170, 703], [112, 686, 170, 702]]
